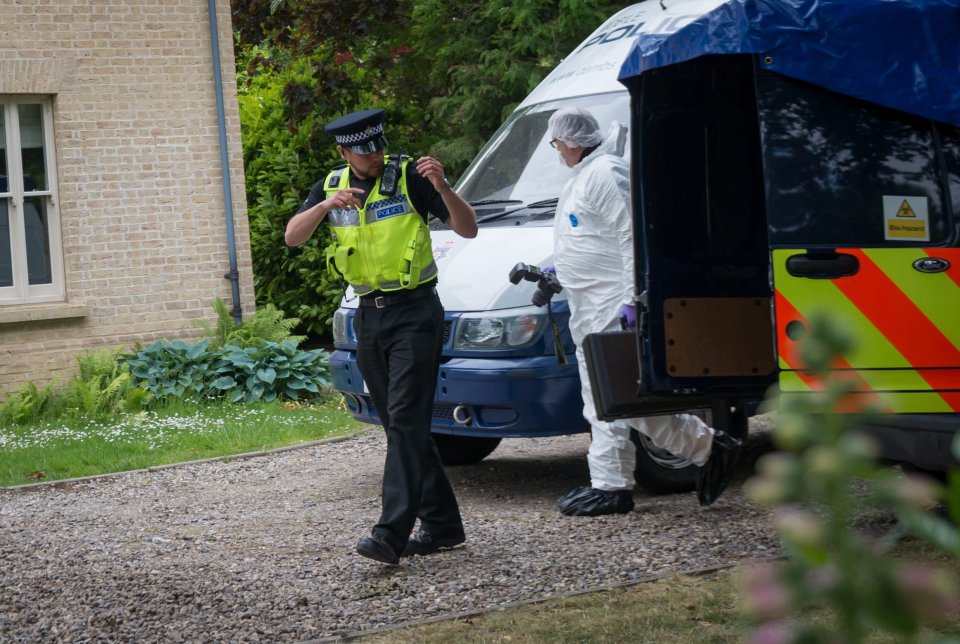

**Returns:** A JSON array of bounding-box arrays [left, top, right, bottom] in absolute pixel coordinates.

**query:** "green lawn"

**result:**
[[0, 397, 361, 487]]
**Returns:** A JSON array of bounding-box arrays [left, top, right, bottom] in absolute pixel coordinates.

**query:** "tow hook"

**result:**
[[452, 405, 473, 426]]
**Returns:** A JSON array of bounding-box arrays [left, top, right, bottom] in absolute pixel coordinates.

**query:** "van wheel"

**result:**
[[433, 434, 503, 466], [631, 432, 697, 494]]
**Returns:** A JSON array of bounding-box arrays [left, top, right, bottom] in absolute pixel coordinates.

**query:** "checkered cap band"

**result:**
[[334, 123, 384, 145]]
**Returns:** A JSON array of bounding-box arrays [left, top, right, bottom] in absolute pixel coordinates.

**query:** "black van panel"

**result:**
[[757, 72, 952, 248]]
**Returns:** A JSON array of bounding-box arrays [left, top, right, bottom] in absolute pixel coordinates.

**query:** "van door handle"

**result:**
[[785, 252, 860, 279]]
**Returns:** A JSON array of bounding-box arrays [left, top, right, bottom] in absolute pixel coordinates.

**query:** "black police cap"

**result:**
[[325, 108, 388, 154]]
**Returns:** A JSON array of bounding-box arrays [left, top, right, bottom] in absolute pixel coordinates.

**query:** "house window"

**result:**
[[0, 97, 63, 304]]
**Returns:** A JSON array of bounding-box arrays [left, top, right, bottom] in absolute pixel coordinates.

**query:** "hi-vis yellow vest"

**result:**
[[323, 157, 438, 295]]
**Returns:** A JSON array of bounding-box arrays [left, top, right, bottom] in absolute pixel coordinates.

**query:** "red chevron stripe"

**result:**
[[774, 289, 890, 413], [926, 248, 960, 290], [834, 249, 960, 411]]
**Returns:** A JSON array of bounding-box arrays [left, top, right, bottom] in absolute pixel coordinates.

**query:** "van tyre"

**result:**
[[631, 432, 697, 494], [433, 434, 502, 466]]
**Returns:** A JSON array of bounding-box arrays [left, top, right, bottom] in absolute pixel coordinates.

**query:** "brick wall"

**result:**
[[0, 0, 255, 394]]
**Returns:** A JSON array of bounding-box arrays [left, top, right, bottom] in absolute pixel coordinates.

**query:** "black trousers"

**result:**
[[354, 289, 463, 553]]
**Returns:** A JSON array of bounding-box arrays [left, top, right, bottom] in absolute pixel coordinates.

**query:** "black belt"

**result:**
[[359, 285, 437, 309]]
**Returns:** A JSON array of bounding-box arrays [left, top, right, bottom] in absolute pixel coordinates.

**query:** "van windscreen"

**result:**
[[456, 92, 631, 224]]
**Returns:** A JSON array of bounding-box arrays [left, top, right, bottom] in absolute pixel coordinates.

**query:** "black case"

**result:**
[[582, 330, 643, 420]]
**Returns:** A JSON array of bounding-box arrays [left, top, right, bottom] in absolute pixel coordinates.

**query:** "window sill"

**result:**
[[0, 302, 90, 325]]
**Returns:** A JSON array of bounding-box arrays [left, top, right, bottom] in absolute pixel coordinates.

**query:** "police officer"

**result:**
[[286, 108, 478, 565]]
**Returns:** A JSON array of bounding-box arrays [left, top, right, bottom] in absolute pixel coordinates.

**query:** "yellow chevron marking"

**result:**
[[773, 252, 910, 369], [781, 391, 953, 414], [779, 368, 960, 393], [779, 370, 811, 392], [863, 249, 960, 350]]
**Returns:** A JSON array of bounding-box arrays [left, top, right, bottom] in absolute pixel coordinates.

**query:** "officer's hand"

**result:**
[[325, 187, 365, 211], [620, 304, 637, 330], [542, 265, 556, 274], [416, 156, 452, 194]]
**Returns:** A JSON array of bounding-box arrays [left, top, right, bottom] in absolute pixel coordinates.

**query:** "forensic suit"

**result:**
[[553, 123, 715, 500]]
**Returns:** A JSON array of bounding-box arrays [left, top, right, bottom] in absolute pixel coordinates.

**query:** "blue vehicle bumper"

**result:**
[[330, 349, 587, 438]]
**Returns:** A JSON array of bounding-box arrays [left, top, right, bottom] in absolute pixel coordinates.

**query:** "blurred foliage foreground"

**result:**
[[743, 313, 960, 643]]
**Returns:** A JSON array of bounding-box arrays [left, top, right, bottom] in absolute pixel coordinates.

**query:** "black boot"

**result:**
[[356, 534, 400, 565], [402, 527, 466, 557], [696, 431, 743, 506], [557, 485, 634, 516]]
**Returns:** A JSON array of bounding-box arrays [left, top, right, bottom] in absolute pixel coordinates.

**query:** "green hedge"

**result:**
[[239, 53, 347, 338]]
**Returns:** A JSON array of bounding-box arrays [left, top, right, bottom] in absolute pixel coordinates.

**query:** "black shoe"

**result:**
[[696, 431, 743, 506], [355, 534, 400, 566], [556, 485, 634, 516], [402, 527, 466, 557]]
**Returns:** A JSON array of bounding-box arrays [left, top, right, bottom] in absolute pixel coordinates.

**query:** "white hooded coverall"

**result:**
[[553, 125, 714, 492]]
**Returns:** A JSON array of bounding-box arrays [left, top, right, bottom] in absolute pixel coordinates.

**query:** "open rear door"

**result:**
[[587, 56, 776, 422]]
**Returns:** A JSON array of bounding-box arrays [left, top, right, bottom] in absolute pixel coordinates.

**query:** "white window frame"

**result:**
[[0, 96, 64, 304]]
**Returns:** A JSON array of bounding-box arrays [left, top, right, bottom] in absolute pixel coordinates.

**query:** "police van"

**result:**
[[585, 0, 960, 472], [330, 1, 721, 492]]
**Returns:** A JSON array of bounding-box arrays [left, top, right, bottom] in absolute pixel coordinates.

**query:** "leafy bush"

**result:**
[[62, 349, 149, 416], [124, 339, 330, 404], [238, 52, 347, 338], [0, 302, 325, 425], [0, 349, 152, 425], [0, 381, 58, 425], [210, 341, 329, 403], [124, 340, 221, 400], [194, 297, 306, 349]]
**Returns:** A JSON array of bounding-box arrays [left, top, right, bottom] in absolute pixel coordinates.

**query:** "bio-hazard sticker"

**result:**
[[883, 195, 929, 241]]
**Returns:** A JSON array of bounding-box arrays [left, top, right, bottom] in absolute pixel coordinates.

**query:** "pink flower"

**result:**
[[749, 620, 794, 644], [743, 563, 790, 620]]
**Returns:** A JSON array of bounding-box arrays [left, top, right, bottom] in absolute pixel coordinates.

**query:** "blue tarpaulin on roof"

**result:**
[[618, 0, 960, 127]]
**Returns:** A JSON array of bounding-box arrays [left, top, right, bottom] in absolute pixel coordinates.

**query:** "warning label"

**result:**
[[883, 195, 929, 241]]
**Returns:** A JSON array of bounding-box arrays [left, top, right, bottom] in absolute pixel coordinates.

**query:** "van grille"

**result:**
[[366, 398, 456, 420], [431, 402, 457, 420]]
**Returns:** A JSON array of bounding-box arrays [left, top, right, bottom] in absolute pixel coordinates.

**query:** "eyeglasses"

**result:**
[[549, 138, 560, 149]]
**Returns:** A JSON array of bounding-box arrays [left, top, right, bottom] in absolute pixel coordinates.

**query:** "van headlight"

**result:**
[[332, 307, 350, 346], [454, 307, 546, 349]]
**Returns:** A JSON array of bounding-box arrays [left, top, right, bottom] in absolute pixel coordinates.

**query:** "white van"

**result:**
[[330, 0, 727, 491]]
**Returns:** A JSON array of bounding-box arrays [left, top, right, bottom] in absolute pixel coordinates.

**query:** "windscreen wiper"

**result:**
[[477, 198, 558, 224], [469, 199, 523, 208]]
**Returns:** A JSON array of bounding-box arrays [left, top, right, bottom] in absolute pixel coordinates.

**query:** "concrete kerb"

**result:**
[[1, 426, 378, 492]]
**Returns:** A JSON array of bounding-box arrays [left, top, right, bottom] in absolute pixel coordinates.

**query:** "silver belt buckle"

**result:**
[[374, 296, 387, 309]]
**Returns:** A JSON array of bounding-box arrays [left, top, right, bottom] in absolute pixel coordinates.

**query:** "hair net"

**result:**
[[549, 107, 603, 148]]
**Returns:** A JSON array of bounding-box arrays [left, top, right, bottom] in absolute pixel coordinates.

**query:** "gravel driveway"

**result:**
[[0, 420, 780, 642]]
